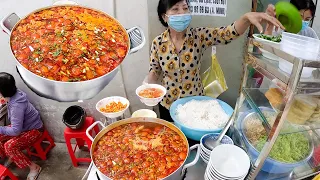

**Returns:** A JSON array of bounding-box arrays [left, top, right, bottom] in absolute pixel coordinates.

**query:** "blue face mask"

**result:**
[[301, 20, 310, 31], [166, 14, 192, 32]]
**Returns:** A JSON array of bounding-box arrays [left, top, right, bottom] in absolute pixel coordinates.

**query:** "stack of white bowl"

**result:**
[[200, 133, 234, 164], [204, 144, 250, 180]]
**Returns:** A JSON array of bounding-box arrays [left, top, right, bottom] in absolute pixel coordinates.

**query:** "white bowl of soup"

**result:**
[[136, 84, 166, 106]]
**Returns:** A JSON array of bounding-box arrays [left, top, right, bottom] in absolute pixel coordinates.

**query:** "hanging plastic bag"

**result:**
[[201, 46, 228, 98]]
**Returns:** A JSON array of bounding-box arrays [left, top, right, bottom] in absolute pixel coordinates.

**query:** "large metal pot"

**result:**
[[1, 4, 145, 102], [86, 117, 200, 180]]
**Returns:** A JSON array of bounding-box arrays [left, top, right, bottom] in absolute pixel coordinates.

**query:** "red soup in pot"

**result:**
[[93, 122, 188, 180], [10, 6, 128, 82]]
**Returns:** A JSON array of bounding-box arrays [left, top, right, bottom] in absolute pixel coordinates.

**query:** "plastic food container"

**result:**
[[279, 59, 315, 78], [280, 32, 320, 61]]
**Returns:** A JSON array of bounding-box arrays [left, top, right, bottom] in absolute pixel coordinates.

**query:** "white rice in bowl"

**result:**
[[175, 99, 229, 129]]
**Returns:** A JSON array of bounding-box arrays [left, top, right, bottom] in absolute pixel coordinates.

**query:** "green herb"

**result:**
[[77, 32, 82, 36], [80, 53, 86, 58], [62, 37, 67, 43], [34, 49, 42, 55], [62, 59, 69, 64], [53, 48, 61, 57], [258, 34, 282, 43]]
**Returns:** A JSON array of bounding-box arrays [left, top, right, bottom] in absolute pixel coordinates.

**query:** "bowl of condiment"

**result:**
[[132, 109, 157, 118], [238, 107, 313, 174], [136, 84, 166, 106], [96, 96, 129, 118]]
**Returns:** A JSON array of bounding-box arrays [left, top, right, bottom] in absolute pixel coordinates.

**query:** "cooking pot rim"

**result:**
[[9, 4, 130, 84]]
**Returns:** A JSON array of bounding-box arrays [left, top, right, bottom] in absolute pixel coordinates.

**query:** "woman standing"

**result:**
[[0, 72, 43, 180], [144, 0, 283, 121]]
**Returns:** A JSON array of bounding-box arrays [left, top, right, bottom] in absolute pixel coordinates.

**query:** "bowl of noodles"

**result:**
[[237, 107, 313, 174], [136, 84, 166, 106]]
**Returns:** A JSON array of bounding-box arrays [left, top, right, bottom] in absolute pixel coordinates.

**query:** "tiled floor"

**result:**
[[6, 143, 88, 180]]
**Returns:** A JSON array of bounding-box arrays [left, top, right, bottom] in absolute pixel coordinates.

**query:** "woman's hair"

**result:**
[[290, 0, 316, 17], [157, 0, 189, 27], [0, 72, 17, 98]]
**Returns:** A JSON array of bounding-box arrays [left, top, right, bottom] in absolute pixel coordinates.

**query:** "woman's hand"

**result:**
[[248, 12, 283, 33], [265, 4, 277, 35], [235, 10, 284, 35], [143, 72, 159, 85], [266, 4, 276, 17]]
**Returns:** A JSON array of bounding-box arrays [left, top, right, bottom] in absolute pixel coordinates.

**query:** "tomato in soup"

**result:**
[[139, 88, 164, 98], [10, 6, 128, 82], [93, 122, 188, 180]]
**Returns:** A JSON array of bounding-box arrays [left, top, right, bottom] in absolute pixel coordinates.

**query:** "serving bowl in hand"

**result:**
[[169, 96, 233, 141], [136, 84, 166, 106]]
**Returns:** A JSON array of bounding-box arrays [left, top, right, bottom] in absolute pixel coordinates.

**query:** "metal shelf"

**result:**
[[233, 100, 320, 180], [247, 38, 320, 95], [239, 38, 320, 179], [249, 38, 320, 67], [242, 88, 320, 135]]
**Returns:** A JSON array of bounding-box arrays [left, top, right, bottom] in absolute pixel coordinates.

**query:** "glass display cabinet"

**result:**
[[233, 38, 320, 180]]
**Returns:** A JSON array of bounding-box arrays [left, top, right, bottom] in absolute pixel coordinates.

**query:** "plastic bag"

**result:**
[[201, 46, 228, 98]]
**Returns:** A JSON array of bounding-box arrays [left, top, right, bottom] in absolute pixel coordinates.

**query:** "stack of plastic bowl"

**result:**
[[200, 133, 234, 164], [204, 144, 250, 180], [279, 32, 320, 78]]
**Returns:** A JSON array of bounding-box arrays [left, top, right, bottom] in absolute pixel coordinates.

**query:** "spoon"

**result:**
[[204, 101, 239, 150]]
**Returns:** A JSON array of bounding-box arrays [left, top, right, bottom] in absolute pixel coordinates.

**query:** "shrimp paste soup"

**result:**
[[11, 6, 128, 82], [93, 122, 188, 180]]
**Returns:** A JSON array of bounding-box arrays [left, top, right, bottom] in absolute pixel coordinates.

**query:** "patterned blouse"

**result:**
[[149, 23, 239, 109]]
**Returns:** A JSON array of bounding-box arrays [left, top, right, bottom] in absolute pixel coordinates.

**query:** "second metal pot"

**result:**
[[86, 117, 200, 180]]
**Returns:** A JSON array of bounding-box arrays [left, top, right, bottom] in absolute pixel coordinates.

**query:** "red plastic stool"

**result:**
[[64, 117, 100, 167], [27, 129, 56, 160], [0, 165, 18, 180]]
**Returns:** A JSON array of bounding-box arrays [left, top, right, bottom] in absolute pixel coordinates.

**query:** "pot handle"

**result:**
[[181, 144, 200, 175], [127, 26, 146, 54], [85, 121, 105, 141], [1, 13, 20, 35]]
